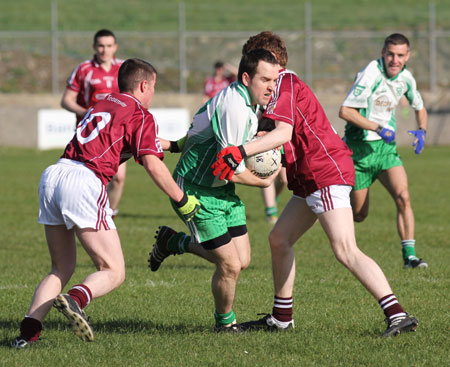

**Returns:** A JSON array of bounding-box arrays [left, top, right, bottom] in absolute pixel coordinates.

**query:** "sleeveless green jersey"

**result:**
[[342, 58, 423, 141]]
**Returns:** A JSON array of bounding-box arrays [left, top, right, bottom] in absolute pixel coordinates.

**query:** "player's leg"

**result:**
[[351, 187, 370, 222], [207, 237, 245, 331], [319, 208, 393, 298], [240, 195, 317, 331], [14, 225, 77, 348], [261, 183, 278, 223], [317, 186, 418, 336], [107, 161, 127, 216], [53, 226, 125, 342], [75, 227, 125, 297], [378, 166, 427, 268]]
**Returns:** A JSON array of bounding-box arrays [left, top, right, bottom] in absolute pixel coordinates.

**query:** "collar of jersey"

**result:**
[[92, 55, 119, 68], [233, 81, 254, 109], [378, 57, 406, 81]]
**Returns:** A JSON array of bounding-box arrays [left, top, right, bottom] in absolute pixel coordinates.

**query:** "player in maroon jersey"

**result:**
[[212, 32, 418, 337], [13, 58, 200, 348], [61, 29, 126, 218]]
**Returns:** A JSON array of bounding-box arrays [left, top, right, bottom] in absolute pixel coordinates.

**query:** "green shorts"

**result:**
[[173, 176, 247, 245], [346, 139, 403, 190]]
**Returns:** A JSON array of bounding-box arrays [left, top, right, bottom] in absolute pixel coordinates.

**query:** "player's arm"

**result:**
[[339, 106, 395, 143], [414, 107, 427, 131], [407, 107, 428, 155], [158, 136, 187, 153], [231, 165, 281, 188], [339, 106, 379, 131], [211, 121, 291, 181], [242, 121, 292, 156], [141, 154, 200, 220], [61, 88, 88, 120]]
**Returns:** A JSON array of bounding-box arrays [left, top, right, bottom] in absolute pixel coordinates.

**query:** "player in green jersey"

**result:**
[[339, 33, 428, 269], [149, 49, 281, 332]]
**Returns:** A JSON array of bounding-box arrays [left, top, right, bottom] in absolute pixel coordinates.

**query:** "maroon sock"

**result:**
[[378, 294, 406, 319], [20, 317, 42, 342], [272, 296, 293, 322], [68, 284, 93, 309]]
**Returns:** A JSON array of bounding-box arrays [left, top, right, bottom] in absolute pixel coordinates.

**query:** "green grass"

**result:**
[[0, 0, 449, 32], [0, 146, 449, 366]]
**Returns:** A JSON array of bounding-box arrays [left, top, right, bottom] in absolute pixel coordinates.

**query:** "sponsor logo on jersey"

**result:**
[[353, 85, 365, 96], [374, 96, 392, 109]]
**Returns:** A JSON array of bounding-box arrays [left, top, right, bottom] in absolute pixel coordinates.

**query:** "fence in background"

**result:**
[[0, 2, 449, 95]]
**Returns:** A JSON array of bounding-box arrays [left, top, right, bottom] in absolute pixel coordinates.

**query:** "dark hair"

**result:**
[[118, 58, 158, 93], [242, 31, 288, 68], [214, 61, 224, 69], [384, 33, 410, 49], [238, 48, 278, 82], [94, 29, 116, 44]]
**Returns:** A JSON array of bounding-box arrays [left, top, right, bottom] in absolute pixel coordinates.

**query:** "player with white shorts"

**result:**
[[13, 58, 200, 349], [212, 32, 419, 337]]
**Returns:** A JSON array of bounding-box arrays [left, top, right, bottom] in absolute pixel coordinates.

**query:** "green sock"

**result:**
[[401, 240, 417, 260], [214, 310, 236, 326], [168, 232, 191, 254], [265, 206, 277, 217]]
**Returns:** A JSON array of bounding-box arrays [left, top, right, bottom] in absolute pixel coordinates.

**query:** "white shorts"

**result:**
[[294, 185, 352, 215], [38, 159, 115, 230]]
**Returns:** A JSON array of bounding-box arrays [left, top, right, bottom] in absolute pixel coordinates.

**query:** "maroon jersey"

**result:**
[[62, 92, 164, 185], [203, 75, 236, 99], [264, 69, 355, 197], [66, 56, 123, 120]]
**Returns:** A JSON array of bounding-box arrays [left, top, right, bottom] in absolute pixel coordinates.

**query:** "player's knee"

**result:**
[[269, 229, 291, 252], [353, 212, 366, 223], [332, 242, 359, 268], [395, 190, 411, 210], [240, 256, 251, 270], [218, 259, 241, 279]]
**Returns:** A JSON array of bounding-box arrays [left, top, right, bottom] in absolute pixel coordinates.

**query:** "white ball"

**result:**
[[245, 148, 281, 178]]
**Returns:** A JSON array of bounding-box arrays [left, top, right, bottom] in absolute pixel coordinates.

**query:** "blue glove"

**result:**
[[408, 129, 426, 155], [376, 125, 395, 144]]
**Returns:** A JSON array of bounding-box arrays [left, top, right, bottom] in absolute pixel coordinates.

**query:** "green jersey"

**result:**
[[175, 81, 259, 187], [342, 58, 424, 142]]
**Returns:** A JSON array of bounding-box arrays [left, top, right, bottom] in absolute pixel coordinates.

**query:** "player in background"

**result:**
[[203, 60, 237, 103], [61, 29, 126, 217], [13, 58, 200, 348], [257, 116, 288, 224], [149, 49, 281, 332], [339, 33, 428, 269], [212, 31, 419, 337]]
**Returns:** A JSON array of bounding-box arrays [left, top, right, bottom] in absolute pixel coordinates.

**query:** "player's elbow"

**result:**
[[339, 106, 349, 120]]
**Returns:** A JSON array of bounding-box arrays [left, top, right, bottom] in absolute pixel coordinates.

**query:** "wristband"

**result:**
[[170, 140, 181, 153], [238, 145, 247, 159], [175, 193, 188, 208]]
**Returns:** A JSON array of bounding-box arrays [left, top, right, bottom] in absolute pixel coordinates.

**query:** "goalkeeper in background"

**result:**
[[339, 33, 428, 269]]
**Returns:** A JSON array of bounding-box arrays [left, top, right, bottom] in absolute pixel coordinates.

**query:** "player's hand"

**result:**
[[175, 194, 200, 221], [376, 125, 396, 143], [211, 145, 247, 181], [408, 129, 426, 155], [169, 135, 187, 153]]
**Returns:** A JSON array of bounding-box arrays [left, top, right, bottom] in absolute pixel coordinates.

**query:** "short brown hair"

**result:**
[[118, 58, 157, 93], [242, 31, 288, 68], [383, 33, 410, 49]]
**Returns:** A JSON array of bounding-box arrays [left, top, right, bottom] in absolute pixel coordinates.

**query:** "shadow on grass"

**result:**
[[0, 318, 212, 348]]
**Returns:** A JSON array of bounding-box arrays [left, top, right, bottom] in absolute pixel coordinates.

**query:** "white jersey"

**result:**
[[175, 81, 259, 187], [342, 58, 424, 141]]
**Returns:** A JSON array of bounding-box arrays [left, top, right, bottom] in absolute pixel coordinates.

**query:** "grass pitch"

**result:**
[[0, 146, 449, 366]]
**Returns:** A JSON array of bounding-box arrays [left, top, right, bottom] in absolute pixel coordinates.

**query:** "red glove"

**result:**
[[211, 145, 247, 181]]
